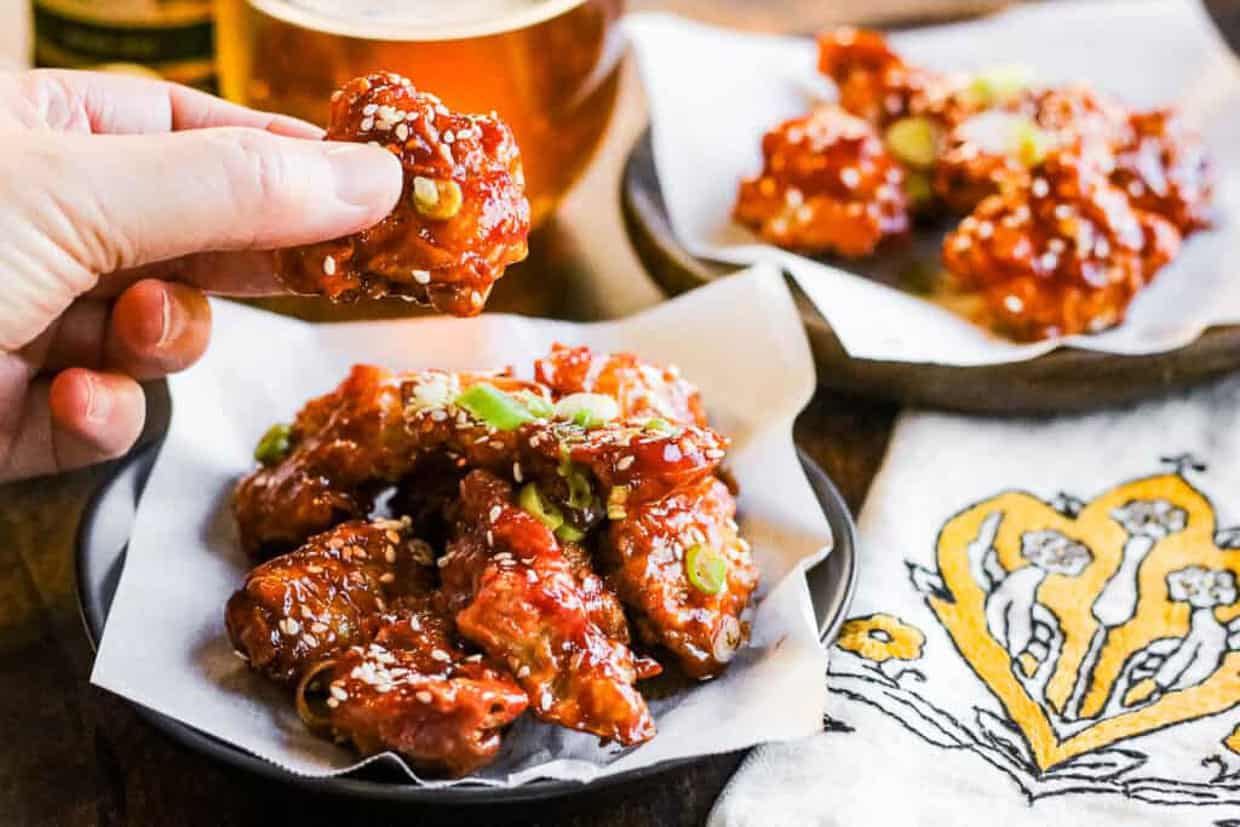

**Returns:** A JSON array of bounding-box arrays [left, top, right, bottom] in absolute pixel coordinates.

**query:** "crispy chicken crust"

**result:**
[[275, 72, 530, 316]]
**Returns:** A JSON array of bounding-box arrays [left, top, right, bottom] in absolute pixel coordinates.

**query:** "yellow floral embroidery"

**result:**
[[1225, 723, 1240, 757], [837, 614, 925, 663]]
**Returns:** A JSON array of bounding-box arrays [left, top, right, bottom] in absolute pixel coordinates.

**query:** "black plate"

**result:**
[[76, 441, 857, 803]]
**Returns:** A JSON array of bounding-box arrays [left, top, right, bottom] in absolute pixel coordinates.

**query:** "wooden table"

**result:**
[[0, 0, 1014, 823]]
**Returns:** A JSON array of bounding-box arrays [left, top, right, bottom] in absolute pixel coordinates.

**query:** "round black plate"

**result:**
[[76, 442, 857, 803], [621, 129, 1240, 414]]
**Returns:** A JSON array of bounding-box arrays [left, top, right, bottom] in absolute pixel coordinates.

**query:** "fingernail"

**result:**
[[155, 285, 184, 349], [84, 375, 111, 425], [326, 143, 402, 209]]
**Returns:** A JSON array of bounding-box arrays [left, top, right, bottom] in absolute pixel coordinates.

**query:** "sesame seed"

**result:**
[[379, 573, 396, 584], [977, 221, 994, 239], [279, 618, 300, 636], [362, 103, 378, 115], [326, 697, 339, 708], [517, 666, 531, 678], [394, 122, 408, 141], [1003, 295, 1024, 313], [312, 623, 329, 635], [306, 565, 323, 574], [443, 130, 455, 144], [302, 633, 319, 648], [840, 167, 860, 188], [233, 650, 250, 662], [330, 685, 349, 701], [412, 269, 431, 284], [416, 691, 433, 703], [616, 456, 635, 471], [360, 117, 374, 131], [1031, 178, 1049, 198], [301, 606, 315, 619], [489, 505, 503, 523], [385, 546, 397, 563], [513, 462, 523, 482], [323, 255, 336, 276], [431, 649, 452, 663]]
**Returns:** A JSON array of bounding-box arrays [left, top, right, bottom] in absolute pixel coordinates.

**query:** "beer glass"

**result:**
[[215, 0, 625, 227]]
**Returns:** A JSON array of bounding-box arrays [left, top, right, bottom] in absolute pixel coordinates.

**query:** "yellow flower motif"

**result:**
[[1225, 723, 1240, 756], [837, 613, 925, 663]]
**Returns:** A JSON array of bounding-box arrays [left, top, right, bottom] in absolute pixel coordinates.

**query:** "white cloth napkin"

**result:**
[[711, 374, 1240, 825], [626, 0, 1240, 365]]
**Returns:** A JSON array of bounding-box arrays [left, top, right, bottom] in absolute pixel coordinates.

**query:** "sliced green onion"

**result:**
[[966, 64, 1033, 107], [904, 170, 933, 205], [513, 390, 554, 419], [607, 486, 629, 521], [254, 423, 292, 466], [553, 393, 620, 429], [643, 418, 675, 434], [884, 117, 939, 168], [556, 523, 586, 543], [1010, 119, 1053, 167], [519, 484, 564, 532], [685, 544, 728, 595], [456, 383, 536, 431], [566, 470, 594, 511]]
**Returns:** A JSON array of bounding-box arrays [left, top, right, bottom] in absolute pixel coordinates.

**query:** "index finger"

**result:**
[[12, 69, 323, 138], [90, 251, 289, 299]]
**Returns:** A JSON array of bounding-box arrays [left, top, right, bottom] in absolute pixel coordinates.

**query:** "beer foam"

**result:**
[[247, 0, 587, 41]]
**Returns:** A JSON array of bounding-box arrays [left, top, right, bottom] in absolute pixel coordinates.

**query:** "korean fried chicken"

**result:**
[[226, 518, 527, 777], [734, 105, 910, 256], [942, 150, 1180, 340], [732, 27, 1214, 341], [275, 72, 530, 316], [603, 476, 758, 679], [228, 345, 759, 773], [440, 470, 658, 745]]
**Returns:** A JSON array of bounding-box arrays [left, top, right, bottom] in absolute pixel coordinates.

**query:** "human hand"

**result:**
[[0, 70, 403, 481]]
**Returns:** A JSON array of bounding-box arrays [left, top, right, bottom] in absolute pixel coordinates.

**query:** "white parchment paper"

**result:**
[[90, 264, 831, 787], [627, 0, 1240, 366]]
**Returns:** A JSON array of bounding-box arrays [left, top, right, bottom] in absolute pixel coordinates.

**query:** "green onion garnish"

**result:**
[[884, 117, 939, 168], [553, 393, 620, 429], [966, 64, 1033, 107], [518, 483, 564, 532], [456, 383, 536, 431], [556, 523, 586, 543], [254, 423, 292, 466], [685, 544, 727, 595], [513, 391, 555, 419]]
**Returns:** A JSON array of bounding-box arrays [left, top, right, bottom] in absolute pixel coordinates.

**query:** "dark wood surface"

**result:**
[[622, 131, 1240, 414]]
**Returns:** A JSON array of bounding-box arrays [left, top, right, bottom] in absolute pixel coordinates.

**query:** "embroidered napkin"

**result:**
[[711, 374, 1240, 826]]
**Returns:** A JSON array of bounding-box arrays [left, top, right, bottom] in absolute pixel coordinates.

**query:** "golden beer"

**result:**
[[215, 0, 624, 226]]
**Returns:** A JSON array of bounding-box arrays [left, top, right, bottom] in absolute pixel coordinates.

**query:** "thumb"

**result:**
[[28, 127, 403, 274]]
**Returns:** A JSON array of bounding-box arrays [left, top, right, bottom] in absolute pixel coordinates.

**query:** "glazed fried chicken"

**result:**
[[233, 365, 546, 555], [226, 518, 432, 684], [942, 150, 1181, 340], [439, 470, 659, 745], [603, 476, 758, 679], [305, 601, 528, 777], [534, 344, 707, 427], [275, 72, 530, 316], [1112, 108, 1213, 234], [734, 105, 909, 256]]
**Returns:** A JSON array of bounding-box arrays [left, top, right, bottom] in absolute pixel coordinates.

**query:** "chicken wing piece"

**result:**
[[942, 150, 1181, 341], [817, 28, 977, 130], [534, 344, 708, 427], [301, 599, 528, 778], [932, 86, 1131, 214], [234, 365, 547, 555], [515, 417, 730, 542], [275, 72, 530, 316], [734, 105, 910, 257], [603, 477, 758, 679], [226, 518, 433, 684], [439, 470, 657, 746], [1112, 108, 1213, 234]]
